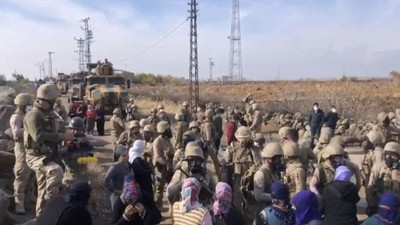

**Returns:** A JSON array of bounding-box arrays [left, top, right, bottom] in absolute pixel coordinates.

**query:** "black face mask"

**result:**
[[187, 158, 206, 177], [164, 129, 173, 139], [272, 156, 286, 172], [331, 156, 345, 169], [144, 132, 152, 142], [385, 157, 400, 170]]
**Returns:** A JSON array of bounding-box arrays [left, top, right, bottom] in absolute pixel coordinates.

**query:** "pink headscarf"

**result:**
[[179, 178, 202, 213], [213, 182, 232, 216]]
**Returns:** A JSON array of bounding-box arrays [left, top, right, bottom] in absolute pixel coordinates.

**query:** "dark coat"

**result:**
[[211, 207, 246, 225], [322, 180, 360, 225], [56, 204, 92, 225], [309, 109, 325, 128], [111, 192, 161, 225], [130, 158, 154, 197], [324, 112, 339, 130]]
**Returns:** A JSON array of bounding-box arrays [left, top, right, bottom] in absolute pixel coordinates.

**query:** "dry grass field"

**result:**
[[130, 78, 400, 120]]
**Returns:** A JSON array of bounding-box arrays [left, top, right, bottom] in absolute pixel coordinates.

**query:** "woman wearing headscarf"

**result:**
[[210, 182, 245, 225], [111, 174, 161, 225], [321, 166, 360, 225], [172, 177, 213, 225], [129, 140, 153, 197], [95, 104, 106, 136], [253, 181, 295, 225], [85, 104, 96, 135], [291, 191, 322, 225], [56, 181, 92, 225], [362, 192, 400, 225]]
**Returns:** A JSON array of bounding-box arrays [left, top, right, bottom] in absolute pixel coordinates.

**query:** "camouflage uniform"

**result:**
[[361, 131, 384, 188], [249, 103, 262, 133], [373, 112, 400, 144], [54, 99, 68, 121], [201, 109, 221, 180], [24, 85, 66, 216], [152, 121, 174, 207], [148, 108, 161, 127], [282, 141, 307, 197], [174, 113, 188, 150], [110, 109, 125, 144]]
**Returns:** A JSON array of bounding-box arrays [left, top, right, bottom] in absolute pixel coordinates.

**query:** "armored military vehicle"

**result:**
[[84, 59, 130, 113], [56, 73, 69, 94]]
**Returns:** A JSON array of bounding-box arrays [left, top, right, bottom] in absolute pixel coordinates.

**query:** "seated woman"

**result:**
[[171, 178, 213, 225], [253, 182, 295, 225], [111, 174, 161, 225], [210, 182, 245, 225], [291, 190, 322, 225], [362, 192, 400, 225]]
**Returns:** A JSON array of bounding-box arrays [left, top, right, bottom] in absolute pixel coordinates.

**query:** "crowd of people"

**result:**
[[2, 85, 400, 225]]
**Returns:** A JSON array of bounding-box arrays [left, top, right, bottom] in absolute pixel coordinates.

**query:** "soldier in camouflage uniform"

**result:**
[[314, 127, 332, 164], [10, 93, 35, 214], [361, 131, 384, 190], [61, 117, 94, 188], [152, 121, 174, 207], [24, 84, 74, 216], [367, 141, 400, 216], [148, 107, 160, 127], [142, 124, 156, 171], [116, 120, 142, 147], [282, 141, 306, 197], [158, 104, 171, 124], [373, 112, 400, 144], [110, 108, 125, 144], [223, 126, 260, 210], [186, 121, 202, 141], [180, 101, 191, 123], [201, 109, 221, 180], [310, 143, 361, 197], [53, 98, 68, 121], [250, 103, 263, 134], [174, 112, 188, 150]]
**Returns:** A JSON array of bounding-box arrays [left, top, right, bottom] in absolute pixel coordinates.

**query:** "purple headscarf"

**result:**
[[291, 191, 321, 225], [213, 182, 232, 216], [376, 192, 400, 225], [334, 166, 352, 182], [120, 174, 141, 205]]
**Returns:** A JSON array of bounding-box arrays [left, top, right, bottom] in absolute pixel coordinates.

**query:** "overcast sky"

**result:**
[[1, 0, 400, 81]]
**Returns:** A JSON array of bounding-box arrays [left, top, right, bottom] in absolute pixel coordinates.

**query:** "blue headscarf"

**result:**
[[67, 181, 91, 206], [270, 182, 295, 225], [376, 192, 400, 225], [291, 191, 321, 225], [335, 166, 352, 182]]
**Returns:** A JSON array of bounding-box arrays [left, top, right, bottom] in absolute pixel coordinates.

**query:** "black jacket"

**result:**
[[324, 112, 339, 130], [211, 207, 246, 225], [322, 180, 360, 225], [111, 192, 161, 225], [130, 158, 154, 197], [56, 204, 92, 225], [309, 109, 325, 128]]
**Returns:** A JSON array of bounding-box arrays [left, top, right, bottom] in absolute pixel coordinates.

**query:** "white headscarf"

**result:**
[[129, 140, 145, 163]]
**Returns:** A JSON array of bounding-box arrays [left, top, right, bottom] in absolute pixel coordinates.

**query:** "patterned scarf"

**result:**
[[120, 174, 141, 205], [179, 178, 202, 213], [213, 182, 232, 216]]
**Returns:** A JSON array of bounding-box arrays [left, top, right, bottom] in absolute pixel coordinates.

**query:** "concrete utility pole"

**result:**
[[35, 62, 42, 79], [81, 17, 93, 70], [228, 0, 243, 82], [188, 0, 199, 113], [48, 51, 54, 78], [74, 37, 85, 72], [209, 57, 214, 82]]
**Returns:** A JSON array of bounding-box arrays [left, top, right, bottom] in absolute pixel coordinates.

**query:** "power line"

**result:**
[[115, 18, 189, 64]]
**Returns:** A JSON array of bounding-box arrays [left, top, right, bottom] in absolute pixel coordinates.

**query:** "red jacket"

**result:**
[[85, 110, 96, 118], [226, 121, 237, 144]]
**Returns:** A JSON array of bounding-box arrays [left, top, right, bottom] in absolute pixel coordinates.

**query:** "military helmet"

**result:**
[[157, 121, 170, 133], [185, 142, 204, 159], [205, 109, 214, 118], [113, 108, 121, 115], [323, 143, 344, 159], [36, 84, 60, 100], [235, 126, 252, 141], [278, 127, 290, 139], [377, 112, 389, 122], [139, 119, 150, 128], [330, 136, 345, 147], [129, 120, 140, 129], [143, 124, 155, 133], [150, 107, 158, 113], [384, 142, 400, 155], [319, 127, 332, 144], [158, 104, 164, 110], [366, 131, 383, 146], [69, 117, 85, 130], [175, 112, 184, 121], [388, 112, 396, 120], [183, 101, 189, 107], [14, 93, 34, 106], [261, 142, 284, 158], [282, 141, 299, 157], [252, 103, 260, 110], [189, 121, 199, 129]]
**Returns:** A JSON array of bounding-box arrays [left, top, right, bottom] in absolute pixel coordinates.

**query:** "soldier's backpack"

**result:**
[[240, 164, 259, 204]]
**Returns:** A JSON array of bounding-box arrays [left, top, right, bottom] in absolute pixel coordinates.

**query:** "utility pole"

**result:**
[[48, 51, 54, 78], [209, 57, 214, 82], [35, 62, 42, 80], [74, 37, 85, 72], [81, 17, 93, 71], [228, 0, 243, 82], [188, 0, 199, 113]]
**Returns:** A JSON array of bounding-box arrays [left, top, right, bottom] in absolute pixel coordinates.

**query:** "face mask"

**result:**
[[144, 133, 152, 142], [385, 154, 400, 169], [313, 106, 318, 111], [188, 159, 206, 176], [26, 105, 32, 112], [272, 157, 286, 172], [332, 156, 345, 168], [164, 129, 173, 139], [331, 108, 336, 113]]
